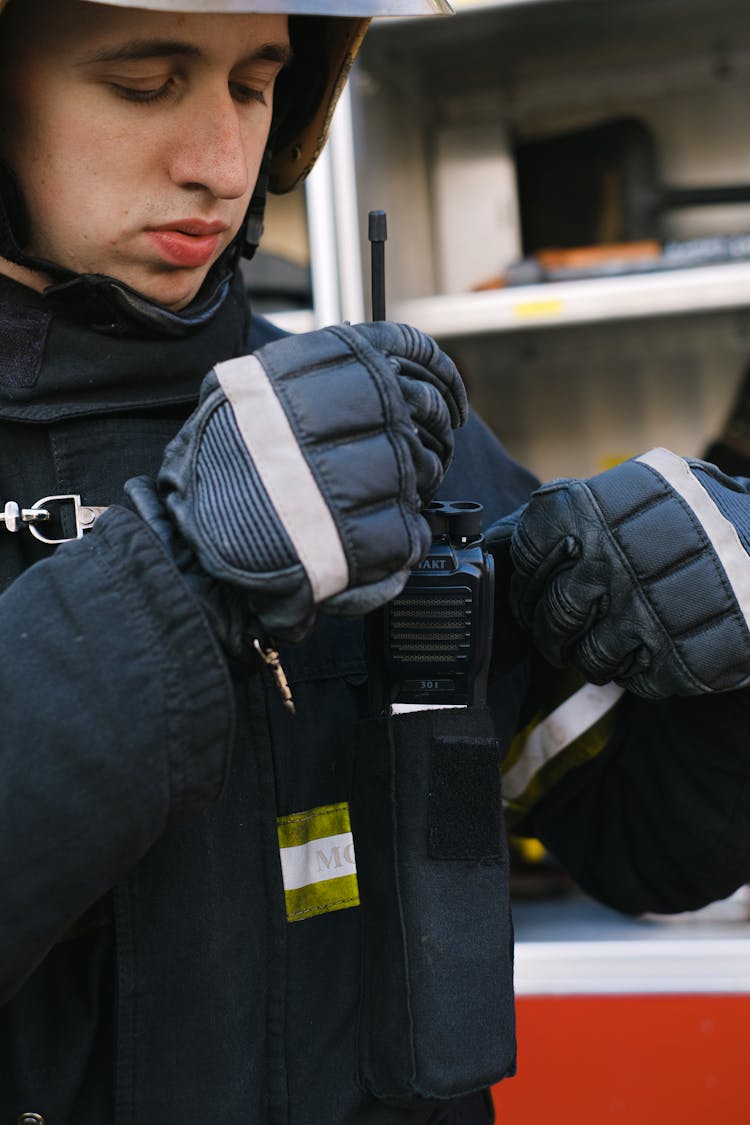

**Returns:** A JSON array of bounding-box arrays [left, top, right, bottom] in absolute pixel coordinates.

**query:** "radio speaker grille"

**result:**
[[387, 586, 472, 664]]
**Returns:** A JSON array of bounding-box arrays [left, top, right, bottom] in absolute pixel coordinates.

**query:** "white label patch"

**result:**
[[280, 831, 357, 892]]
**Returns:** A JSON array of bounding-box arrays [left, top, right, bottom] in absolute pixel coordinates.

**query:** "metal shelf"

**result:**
[[512, 892, 750, 995], [265, 261, 750, 339], [389, 261, 750, 339], [515, 938, 750, 995]]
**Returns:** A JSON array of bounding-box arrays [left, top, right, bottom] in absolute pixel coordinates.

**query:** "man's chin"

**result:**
[[136, 270, 211, 312], [0, 254, 216, 313]]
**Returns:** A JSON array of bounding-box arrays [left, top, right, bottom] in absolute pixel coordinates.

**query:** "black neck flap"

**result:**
[[42, 249, 240, 340], [0, 265, 252, 422]]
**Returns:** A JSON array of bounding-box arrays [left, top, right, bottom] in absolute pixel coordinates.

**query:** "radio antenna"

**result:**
[[368, 210, 387, 321]]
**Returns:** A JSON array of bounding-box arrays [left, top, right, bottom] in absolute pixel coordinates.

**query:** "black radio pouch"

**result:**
[[351, 706, 516, 1108]]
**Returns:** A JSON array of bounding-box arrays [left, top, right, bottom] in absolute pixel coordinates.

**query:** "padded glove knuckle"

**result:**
[[156, 325, 448, 637], [351, 321, 468, 431], [509, 447, 750, 696]]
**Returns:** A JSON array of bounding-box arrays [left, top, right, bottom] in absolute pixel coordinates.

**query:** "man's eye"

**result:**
[[230, 82, 267, 106], [111, 80, 174, 104]]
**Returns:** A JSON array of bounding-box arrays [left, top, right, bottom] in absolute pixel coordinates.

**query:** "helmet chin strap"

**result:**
[[0, 149, 270, 338], [243, 146, 270, 262]]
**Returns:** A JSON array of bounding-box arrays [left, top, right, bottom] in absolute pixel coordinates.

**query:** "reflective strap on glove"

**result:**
[[155, 322, 465, 640], [502, 447, 750, 698], [211, 351, 349, 604]]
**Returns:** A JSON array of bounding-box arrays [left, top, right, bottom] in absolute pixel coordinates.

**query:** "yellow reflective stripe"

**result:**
[[503, 666, 587, 775], [504, 681, 624, 800], [285, 874, 360, 922], [277, 802, 360, 923], [504, 709, 545, 775], [278, 801, 353, 848], [503, 682, 625, 829]]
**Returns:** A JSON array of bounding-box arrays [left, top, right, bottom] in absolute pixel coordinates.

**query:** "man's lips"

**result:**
[[146, 219, 229, 268]]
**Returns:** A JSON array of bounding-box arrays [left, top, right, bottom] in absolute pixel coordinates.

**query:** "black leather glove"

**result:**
[[487, 448, 750, 698], [128, 321, 467, 643]]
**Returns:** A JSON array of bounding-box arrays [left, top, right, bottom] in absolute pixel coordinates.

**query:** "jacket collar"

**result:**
[[0, 266, 251, 422]]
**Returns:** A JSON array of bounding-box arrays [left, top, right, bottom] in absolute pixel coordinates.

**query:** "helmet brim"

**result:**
[[84, 1, 453, 13]]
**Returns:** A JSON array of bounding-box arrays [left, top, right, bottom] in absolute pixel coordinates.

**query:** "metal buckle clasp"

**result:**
[[29, 494, 107, 544], [0, 495, 108, 544], [1, 500, 50, 534]]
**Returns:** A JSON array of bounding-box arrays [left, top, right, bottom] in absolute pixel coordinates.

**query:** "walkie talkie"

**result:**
[[366, 212, 495, 714], [368, 499, 496, 713]]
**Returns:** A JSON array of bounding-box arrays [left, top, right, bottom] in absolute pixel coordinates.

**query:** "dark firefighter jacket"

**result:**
[[2, 268, 750, 1124]]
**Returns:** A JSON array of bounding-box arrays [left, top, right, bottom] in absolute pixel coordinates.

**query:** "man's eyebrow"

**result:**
[[78, 39, 202, 65], [246, 43, 294, 68], [78, 39, 293, 67]]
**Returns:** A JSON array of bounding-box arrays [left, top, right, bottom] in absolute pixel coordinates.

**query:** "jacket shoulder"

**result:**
[[247, 313, 290, 352]]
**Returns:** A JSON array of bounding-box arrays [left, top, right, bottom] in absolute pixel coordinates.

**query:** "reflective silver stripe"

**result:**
[[637, 447, 750, 633], [215, 355, 349, 604], [503, 682, 624, 802]]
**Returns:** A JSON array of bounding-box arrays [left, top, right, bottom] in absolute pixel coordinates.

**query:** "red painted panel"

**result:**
[[492, 994, 750, 1124]]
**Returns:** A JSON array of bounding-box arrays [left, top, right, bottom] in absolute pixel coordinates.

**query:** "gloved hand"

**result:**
[[486, 448, 750, 699], [127, 321, 467, 643]]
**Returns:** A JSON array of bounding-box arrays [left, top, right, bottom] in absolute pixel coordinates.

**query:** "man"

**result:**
[[1, 2, 750, 1123]]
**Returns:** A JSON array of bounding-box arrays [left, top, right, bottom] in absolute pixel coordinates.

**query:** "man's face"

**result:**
[[0, 0, 290, 309]]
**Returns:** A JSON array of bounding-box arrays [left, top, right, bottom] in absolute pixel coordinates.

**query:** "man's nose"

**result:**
[[169, 92, 251, 200]]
